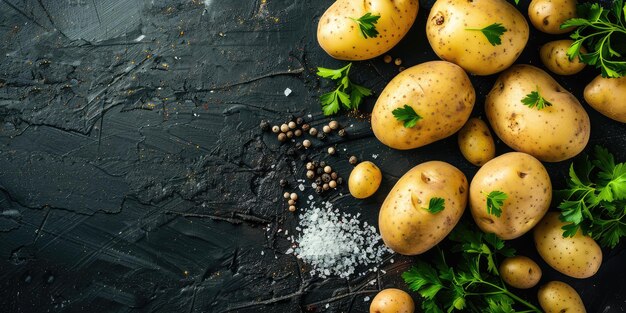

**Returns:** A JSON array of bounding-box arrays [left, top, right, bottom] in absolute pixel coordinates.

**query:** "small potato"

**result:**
[[499, 256, 542, 289], [469, 152, 551, 240], [370, 288, 415, 313], [534, 212, 602, 279], [372, 61, 475, 150], [528, 0, 577, 34], [538, 281, 587, 313], [540, 40, 586, 76], [317, 0, 419, 60], [584, 75, 626, 123], [379, 161, 468, 255], [457, 118, 496, 166], [349, 161, 382, 199]]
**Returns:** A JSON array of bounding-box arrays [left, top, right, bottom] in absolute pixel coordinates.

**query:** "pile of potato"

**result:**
[[315, 0, 623, 312]]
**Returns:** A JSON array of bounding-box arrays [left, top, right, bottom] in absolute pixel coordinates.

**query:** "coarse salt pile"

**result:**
[[288, 201, 390, 278]]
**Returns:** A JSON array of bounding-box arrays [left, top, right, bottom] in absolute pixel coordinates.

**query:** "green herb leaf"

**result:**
[[485, 191, 507, 217], [466, 23, 507, 46], [521, 88, 553, 110], [392, 104, 422, 128], [424, 197, 445, 214], [316, 63, 372, 116], [350, 13, 381, 39]]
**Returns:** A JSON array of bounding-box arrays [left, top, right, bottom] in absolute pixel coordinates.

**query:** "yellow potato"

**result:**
[[534, 212, 602, 279], [372, 61, 475, 150], [426, 0, 529, 75], [538, 281, 587, 313], [349, 161, 382, 199], [486, 65, 590, 162], [499, 256, 542, 289], [529, 0, 577, 34], [317, 0, 419, 60], [457, 118, 496, 166], [379, 161, 468, 255], [540, 39, 586, 75], [369, 288, 415, 313], [469, 152, 551, 240], [584, 75, 626, 123]]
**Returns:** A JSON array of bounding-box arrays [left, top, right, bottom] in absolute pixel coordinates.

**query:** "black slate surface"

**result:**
[[0, 0, 624, 312]]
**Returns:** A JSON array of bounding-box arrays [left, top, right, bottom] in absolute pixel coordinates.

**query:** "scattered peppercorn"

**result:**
[[319, 161, 326, 167], [288, 205, 296, 212], [323, 125, 331, 134], [286, 131, 294, 139], [283, 192, 290, 199], [288, 199, 295, 206], [315, 186, 323, 193], [331, 172, 338, 180], [338, 129, 346, 137], [309, 128, 318, 136], [349, 156, 358, 165], [329, 121, 339, 130], [302, 124, 310, 132], [288, 121, 296, 129], [322, 173, 331, 183], [399, 66, 406, 72], [317, 133, 326, 140], [290, 193, 298, 201], [294, 129, 302, 137], [278, 133, 287, 142], [324, 166, 332, 173], [296, 117, 304, 125], [315, 177, 322, 185], [260, 120, 270, 131], [327, 147, 336, 155], [306, 170, 315, 179], [394, 58, 402, 66], [303, 139, 311, 148], [306, 162, 314, 170], [323, 183, 330, 191], [272, 125, 280, 133], [280, 179, 288, 187], [337, 177, 344, 185], [316, 168, 324, 175], [329, 180, 337, 188], [280, 124, 289, 133], [383, 55, 392, 63]]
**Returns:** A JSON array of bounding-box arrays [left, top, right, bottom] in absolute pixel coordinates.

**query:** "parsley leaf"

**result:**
[[485, 191, 507, 217], [424, 197, 445, 214], [558, 145, 626, 248], [521, 88, 553, 110], [350, 13, 381, 39], [562, 3, 626, 77], [466, 23, 507, 46], [392, 104, 422, 128], [316, 63, 372, 116]]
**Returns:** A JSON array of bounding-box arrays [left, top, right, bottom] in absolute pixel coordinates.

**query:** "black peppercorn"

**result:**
[[302, 124, 310, 132], [312, 161, 319, 167], [296, 117, 304, 125], [317, 133, 326, 140], [316, 168, 324, 175], [315, 177, 322, 185], [337, 177, 344, 185], [331, 172, 338, 180], [319, 161, 326, 168], [260, 120, 270, 131], [315, 186, 323, 194], [338, 129, 346, 137], [279, 179, 287, 187], [322, 173, 331, 183]]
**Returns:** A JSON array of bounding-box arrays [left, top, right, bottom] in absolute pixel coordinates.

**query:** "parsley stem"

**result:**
[[480, 280, 542, 312]]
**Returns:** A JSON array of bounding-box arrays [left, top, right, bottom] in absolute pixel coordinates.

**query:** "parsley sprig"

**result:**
[[466, 23, 507, 46], [562, 1, 626, 78], [485, 191, 507, 217], [402, 224, 540, 313], [521, 88, 553, 110], [425, 197, 445, 214], [392, 104, 422, 128], [317, 63, 372, 116], [557, 145, 626, 248], [350, 13, 381, 39]]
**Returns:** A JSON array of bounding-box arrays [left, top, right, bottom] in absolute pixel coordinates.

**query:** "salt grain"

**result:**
[[298, 184, 305, 191], [364, 296, 370, 302], [284, 88, 292, 96], [372, 154, 379, 159]]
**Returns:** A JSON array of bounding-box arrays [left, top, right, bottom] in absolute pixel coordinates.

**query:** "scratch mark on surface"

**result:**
[[32, 206, 51, 244], [1, 0, 48, 30], [208, 68, 304, 91]]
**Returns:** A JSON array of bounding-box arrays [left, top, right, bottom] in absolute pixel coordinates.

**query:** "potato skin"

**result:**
[[379, 161, 468, 255], [584, 75, 626, 123], [529, 0, 577, 34], [499, 256, 542, 289], [534, 212, 602, 279], [538, 281, 587, 313], [457, 118, 496, 166], [426, 0, 529, 75], [370, 288, 415, 313], [317, 0, 419, 60], [349, 161, 382, 199], [540, 40, 586, 76], [372, 61, 475, 150], [469, 152, 551, 240], [486, 65, 590, 162]]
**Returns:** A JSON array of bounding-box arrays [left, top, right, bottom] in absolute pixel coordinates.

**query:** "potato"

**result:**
[[317, 0, 419, 60], [370, 288, 415, 313], [426, 0, 529, 75], [372, 61, 475, 150], [538, 281, 587, 313], [486, 65, 590, 162], [499, 256, 542, 289], [469, 152, 551, 240], [584, 75, 626, 123], [349, 161, 382, 199], [534, 212, 602, 279], [379, 161, 468, 255], [457, 118, 496, 166], [540, 39, 587, 76], [529, 0, 577, 34]]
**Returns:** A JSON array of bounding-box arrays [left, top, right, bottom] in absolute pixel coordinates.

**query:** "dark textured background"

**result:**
[[0, 0, 624, 312]]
